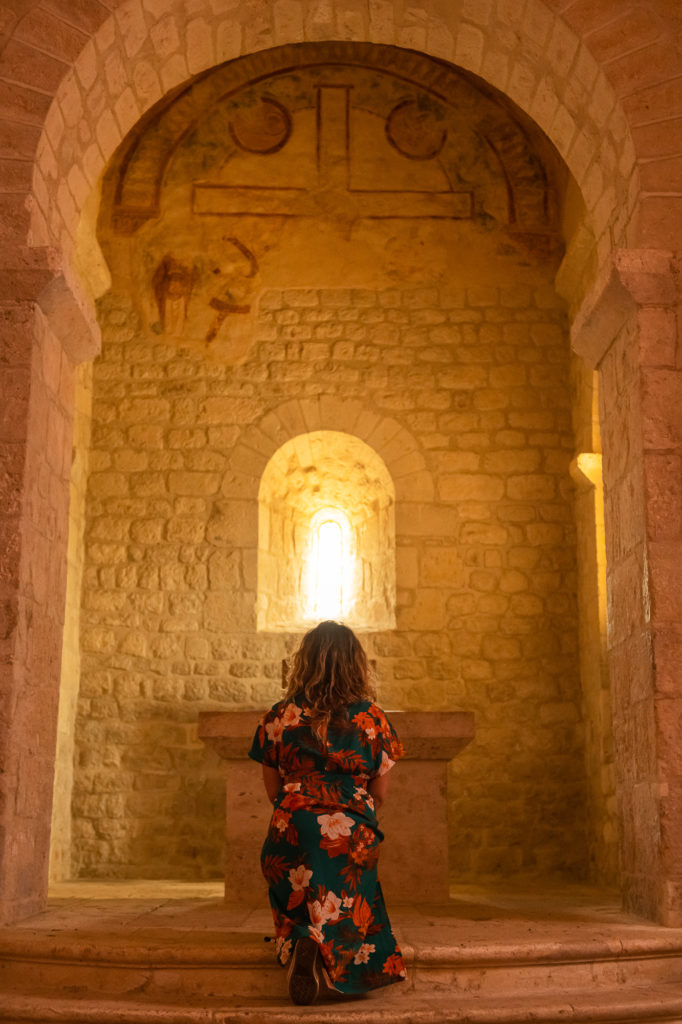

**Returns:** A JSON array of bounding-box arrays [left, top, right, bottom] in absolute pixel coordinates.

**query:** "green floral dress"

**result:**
[[248, 698, 407, 994]]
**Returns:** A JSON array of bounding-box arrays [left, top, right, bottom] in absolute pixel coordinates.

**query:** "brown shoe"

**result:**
[[287, 936, 321, 1005]]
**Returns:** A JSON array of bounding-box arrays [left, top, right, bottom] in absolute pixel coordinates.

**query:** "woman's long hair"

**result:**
[[284, 621, 374, 739]]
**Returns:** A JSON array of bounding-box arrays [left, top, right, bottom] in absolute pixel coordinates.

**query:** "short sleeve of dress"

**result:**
[[372, 706, 404, 777], [248, 706, 279, 768]]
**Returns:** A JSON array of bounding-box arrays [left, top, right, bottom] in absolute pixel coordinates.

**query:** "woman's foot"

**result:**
[[287, 937, 321, 1005]]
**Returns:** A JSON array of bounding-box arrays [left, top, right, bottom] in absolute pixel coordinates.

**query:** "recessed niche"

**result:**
[[257, 431, 396, 632]]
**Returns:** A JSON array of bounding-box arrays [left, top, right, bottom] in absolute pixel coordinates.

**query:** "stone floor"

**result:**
[[33, 875, 681, 942], [2, 880, 682, 1022]]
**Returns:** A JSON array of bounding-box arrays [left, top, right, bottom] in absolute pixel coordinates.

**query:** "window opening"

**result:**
[[257, 430, 396, 632], [307, 508, 352, 620]]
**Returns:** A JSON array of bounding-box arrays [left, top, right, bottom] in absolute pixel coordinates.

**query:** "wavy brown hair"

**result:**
[[284, 621, 374, 739]]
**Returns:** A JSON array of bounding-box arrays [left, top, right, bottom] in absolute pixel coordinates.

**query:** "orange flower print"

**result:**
[[351, 895, 372, 936], [308, 889, 342, 925], [308, 899, 327, 930], [353, 942, 376, 965], [265, 716, 285, 743], [276, 936, 293, 963], [272, 809, 291, 833], [318, 811, 354, 856], [281, 703, 302, 729], [382, 953, 407, 977], [322, 890, 343, 922], [282, 791, 309, 811], [318, 812, 354, 840], [352, 711, 377, 740], [288, 864, 312, 891], [286, 863, 313, 908]]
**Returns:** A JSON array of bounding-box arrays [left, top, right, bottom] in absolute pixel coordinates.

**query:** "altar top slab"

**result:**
[[198, 709, 475, 760]]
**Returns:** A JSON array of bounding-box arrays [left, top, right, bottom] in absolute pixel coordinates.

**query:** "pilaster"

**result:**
[[0, 256, 99, 924], [572, 248, 682, 926]]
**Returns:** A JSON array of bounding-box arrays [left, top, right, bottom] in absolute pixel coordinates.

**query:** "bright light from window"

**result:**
[[316, 520, 343, 617], [307, 508, 353, 620]]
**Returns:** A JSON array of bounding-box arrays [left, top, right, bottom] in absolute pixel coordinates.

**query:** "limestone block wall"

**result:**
[[73, 283, 588, 881], [0, 0, 678, 928]]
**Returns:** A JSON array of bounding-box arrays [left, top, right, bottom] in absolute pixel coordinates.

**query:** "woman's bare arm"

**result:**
[[368, 771, 391, 810], [262, 764, 282, 804]]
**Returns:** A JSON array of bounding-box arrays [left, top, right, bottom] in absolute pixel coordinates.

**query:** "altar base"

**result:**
[[198, 710, 475, 905]]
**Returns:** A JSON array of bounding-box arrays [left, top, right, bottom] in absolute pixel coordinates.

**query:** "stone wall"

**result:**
[[570, 358, 618, 885], [50, 363, 93, 881], [0, 304, 76, 921], [73, 282, 588, 881], [0, 0, 680, 929], [599, 309, 653, 909]]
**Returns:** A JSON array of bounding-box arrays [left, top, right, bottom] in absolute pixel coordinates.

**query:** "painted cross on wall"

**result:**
[[192, 86, 474, 221]]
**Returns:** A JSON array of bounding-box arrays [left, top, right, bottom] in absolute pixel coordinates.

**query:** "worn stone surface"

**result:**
[[0, 0, 682, 929], [199, 709, 475, 905], [74, 276, 587, 882], [570, 359, 618, 886], [49, 362, 94, 882], [65, 46, 596, 886], [0, 304, 75, 924], [2, 881, 682, 1022]]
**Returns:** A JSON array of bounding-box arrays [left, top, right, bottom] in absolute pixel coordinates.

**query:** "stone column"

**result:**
[[0, 258, 99, 925], [634, 253, 682, 928], [198, 709, 475, 906], [572, 249, 682, 927]]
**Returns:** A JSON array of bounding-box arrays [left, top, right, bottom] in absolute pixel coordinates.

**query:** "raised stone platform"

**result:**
[[1, 881, 681, 1023]]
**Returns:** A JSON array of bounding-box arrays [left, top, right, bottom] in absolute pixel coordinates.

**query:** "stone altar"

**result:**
[[198, 710, 475, 906]]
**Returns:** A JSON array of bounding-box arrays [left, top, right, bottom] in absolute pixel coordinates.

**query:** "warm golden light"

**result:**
[[308, 508, 352, 621], [257, 431, 395, 632]]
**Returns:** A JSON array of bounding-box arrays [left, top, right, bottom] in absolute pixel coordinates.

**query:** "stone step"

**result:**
[[1, 986, 682, 1024], [1, 925, 681, 1014], [3, 889, 682, 1024]]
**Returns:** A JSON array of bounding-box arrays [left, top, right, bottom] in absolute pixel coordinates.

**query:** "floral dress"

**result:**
[[248, 698, 407, 994]]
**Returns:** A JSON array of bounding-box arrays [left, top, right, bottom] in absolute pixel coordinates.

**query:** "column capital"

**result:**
[[0, 244, 101, 365], [570, 248, 679, 368], [36, 271, 101, 365], [0, 246, 61, 303], [613, 249, 679, 306]]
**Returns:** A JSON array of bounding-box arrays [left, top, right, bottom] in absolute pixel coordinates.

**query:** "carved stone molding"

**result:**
[[570, 249, 678, 369]]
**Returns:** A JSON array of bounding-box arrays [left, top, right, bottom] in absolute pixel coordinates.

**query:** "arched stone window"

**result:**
[[258, 431, 395, 632]]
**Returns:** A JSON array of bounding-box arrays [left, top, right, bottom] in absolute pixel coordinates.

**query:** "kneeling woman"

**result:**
[[249, 620, 407, 1005]]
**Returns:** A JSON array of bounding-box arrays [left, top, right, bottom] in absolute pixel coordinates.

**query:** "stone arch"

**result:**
[[106, 42, 555, 237], [227, 396, 433, 505], [1, 0, 681, 927], [29, 0, 638, 295]]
